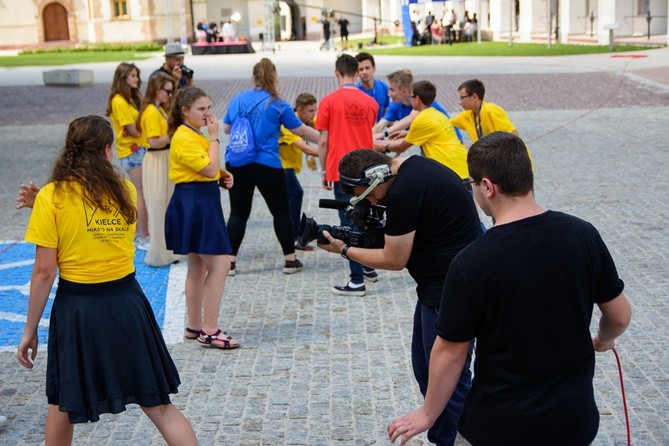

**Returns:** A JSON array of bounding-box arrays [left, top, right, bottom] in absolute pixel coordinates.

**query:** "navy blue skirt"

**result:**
[[46, 273, 180, 423], [165, 180, 232, 255]]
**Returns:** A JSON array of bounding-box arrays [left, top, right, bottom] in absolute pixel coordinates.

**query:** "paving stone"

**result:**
[[0, 50, 667, 445]]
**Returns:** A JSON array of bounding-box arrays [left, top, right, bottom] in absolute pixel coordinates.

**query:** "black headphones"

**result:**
[[340, 163, 395, 204], [339, 163, 394, 189]]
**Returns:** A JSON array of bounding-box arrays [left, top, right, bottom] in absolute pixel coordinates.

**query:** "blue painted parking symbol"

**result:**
[[0, 242, 170, 349]]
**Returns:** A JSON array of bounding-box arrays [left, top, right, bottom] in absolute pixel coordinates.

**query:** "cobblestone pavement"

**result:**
[[0, 45, 667, 445]]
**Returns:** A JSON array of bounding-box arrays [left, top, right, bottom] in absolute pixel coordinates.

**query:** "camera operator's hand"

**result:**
[[317, 230, 346, 255]]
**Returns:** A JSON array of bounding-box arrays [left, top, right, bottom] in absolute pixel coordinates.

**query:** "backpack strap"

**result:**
[[238, 94, 267, 119]]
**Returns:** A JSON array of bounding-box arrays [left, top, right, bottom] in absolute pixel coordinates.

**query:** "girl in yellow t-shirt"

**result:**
[[106, 62, 150, 250], [17, 116, 197, 445], [165, 87, 239, 350], [136, 72, 182, 267]]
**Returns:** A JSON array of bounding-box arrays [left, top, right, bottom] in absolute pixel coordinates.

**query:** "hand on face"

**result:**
[[206, 114, 219, 138]]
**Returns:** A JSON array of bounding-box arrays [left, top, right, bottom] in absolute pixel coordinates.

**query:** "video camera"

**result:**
[[179, 64, 194, 78], [297, 199, 385, 249]]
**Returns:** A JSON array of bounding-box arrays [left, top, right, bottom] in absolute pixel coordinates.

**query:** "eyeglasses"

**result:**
[[462, 178, 478, 186], [162, 88, 174, 96], [459, 93, 473, 100]]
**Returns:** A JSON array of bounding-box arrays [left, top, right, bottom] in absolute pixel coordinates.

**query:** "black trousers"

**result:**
[[226, 162, 295, 256]]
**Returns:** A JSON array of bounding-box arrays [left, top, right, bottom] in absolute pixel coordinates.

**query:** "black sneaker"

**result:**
[[283, 258, 304, 274], [229, 261, 236, 277], [363, 269, 379, 283], [332, 282, 366, 296]]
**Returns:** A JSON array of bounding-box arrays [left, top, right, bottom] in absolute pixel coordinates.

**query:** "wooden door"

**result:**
[[43, 3, 69, 41]]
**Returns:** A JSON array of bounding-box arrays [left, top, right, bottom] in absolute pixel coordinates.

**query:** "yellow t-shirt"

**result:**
[[450, 101, 534, 168], [109, 94, 142, 159], [169, 124, 219, 184], [24, 180, 136, 284], [140, 104, 168, 148], [279, 125, 304, 172], [405, 107, 469, 179], [450, 101, 516, 144]]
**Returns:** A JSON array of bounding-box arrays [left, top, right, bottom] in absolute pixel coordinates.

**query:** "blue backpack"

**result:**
[[227, 99, 265, 167]]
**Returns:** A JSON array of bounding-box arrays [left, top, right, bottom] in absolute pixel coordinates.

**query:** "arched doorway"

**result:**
[[43, 3, 70, 41], [281, 0, 303, 40]]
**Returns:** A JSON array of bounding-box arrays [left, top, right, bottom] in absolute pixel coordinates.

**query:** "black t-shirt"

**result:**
[[338, 19, 349, 35], [384, 156, 482, 306], [437, 211, 624, 445], [151, 66, 187, 89]]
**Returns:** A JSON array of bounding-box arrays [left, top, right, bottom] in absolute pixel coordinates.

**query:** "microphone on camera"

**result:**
[[318, 199, 351, 210]]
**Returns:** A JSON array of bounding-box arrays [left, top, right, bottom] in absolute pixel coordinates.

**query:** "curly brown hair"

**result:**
[[49, 116, 137, 224], [105, 62, 142, 116]]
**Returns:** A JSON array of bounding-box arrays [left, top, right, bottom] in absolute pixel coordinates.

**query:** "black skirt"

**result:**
[[46, 273, 181, 423], [165, 180, 232, 255]]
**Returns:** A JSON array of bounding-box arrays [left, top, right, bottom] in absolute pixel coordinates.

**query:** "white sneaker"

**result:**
[[135, 236, 150, 251], [0, 414, 8, 428]]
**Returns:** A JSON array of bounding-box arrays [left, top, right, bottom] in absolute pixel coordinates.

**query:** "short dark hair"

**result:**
[[458, 79, 485, 100], [339, 149, 391, 195], [335, 54, 359, 77], [467, 132, 533, 196], [411, 80, 436, 106], [295, 92, 317, 109], [355, 52, 376, 67]]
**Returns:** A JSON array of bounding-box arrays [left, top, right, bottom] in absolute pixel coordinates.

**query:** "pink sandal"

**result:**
[[197, 329, 240, 350], [184, 327, 202, 340]]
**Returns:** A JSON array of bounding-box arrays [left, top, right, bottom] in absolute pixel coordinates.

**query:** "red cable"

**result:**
[[612, 347, 631, 446], [526, 58, 635, 145]]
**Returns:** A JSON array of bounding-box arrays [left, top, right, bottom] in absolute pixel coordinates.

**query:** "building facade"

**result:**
[[0, 0, 666, 48]]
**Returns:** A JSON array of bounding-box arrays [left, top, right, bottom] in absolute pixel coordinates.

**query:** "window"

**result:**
[[638, 0, 650, 15], [112, 0, 128, 19]]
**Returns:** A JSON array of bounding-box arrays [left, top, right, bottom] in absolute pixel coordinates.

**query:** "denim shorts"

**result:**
[[118, 146, 146, 172]]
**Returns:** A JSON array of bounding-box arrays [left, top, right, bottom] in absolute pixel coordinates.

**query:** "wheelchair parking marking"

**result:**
[[0, 241, 182, 351]]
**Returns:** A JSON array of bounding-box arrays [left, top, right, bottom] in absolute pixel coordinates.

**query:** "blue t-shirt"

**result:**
[[356, 80, 390, 122], [383, 99, 462, 142], [224, 88, 302, 169]]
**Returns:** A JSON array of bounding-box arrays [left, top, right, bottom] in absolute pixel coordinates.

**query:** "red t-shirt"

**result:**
[[316, 87, 378, 182]]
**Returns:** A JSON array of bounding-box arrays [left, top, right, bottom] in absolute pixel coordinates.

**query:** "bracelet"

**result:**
[[210, 138, 220, 143], [341, 244, 351, 259]]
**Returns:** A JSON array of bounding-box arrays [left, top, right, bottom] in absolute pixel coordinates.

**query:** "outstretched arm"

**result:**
[[16, 181, 40, 210], [291, 124, 320, 145]]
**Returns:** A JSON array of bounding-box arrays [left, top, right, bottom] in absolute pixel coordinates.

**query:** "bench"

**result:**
[[43, 69, 94, 87]]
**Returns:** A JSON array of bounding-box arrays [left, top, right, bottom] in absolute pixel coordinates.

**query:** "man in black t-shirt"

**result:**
[[388, 132, 632, 446], [318, 149, 482, 445]]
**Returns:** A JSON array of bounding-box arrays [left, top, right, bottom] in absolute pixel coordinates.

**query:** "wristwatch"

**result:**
[[341, 245, 351, 259]]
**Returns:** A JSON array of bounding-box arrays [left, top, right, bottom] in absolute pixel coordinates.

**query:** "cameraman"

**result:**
[[152, 43, 193, 89], [318, 149, 483, 445]]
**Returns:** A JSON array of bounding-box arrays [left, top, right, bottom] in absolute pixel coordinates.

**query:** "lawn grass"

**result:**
[[0, 51, 155, 67], [360, 40, 661, 56]]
